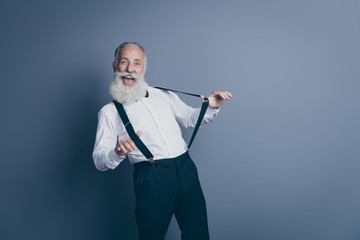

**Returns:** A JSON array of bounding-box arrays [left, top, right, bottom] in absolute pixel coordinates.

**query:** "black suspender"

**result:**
[[113, 101, 155, 162], [113, 87, 209, 163], [154, 87, 209, 148]]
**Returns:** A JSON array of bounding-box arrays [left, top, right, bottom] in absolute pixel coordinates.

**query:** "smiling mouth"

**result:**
[[122, 76, 135, 85]]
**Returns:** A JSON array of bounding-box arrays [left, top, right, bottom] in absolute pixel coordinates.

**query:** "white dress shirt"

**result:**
[[93, 87, 219, 170]]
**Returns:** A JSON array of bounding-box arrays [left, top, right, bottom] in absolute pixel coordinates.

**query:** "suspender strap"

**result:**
[[154, 86, 209, 149], [113, 87, 209, 162], [154, 86, 203, 98], [188, 96, 209, 148], [113, 100, 155, 163]]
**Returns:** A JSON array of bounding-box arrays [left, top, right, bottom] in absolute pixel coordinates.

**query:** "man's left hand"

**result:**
[[201, 90, 232, 109]]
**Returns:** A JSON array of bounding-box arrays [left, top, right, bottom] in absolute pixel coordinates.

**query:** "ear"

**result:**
[[143, 65, 148, 74], [112, 62, 117, 72]]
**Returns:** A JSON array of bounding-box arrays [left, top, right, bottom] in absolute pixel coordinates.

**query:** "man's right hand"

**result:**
[[115, 131, 142, 156]]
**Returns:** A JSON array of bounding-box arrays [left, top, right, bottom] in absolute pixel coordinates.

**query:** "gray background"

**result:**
[[1, 0, 359, 239]]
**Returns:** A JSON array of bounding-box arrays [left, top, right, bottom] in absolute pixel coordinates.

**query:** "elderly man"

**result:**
[[93, 42, 232, 240]]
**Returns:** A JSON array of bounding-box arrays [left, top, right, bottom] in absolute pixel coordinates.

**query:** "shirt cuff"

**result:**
[[207, 106, 221, 113], [106, 149, 126, 169], [201, 106, 220, 122]]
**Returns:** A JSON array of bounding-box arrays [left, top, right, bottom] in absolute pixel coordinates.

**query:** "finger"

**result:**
[[120, 138, 134, 151], [129, 140, 137, 151], [120, 137, 132, 143], [116, 146, 122, 152], [220, 91, 232, 100], [200, 95, 205, 101], [119, 144, 128, 154], [136, 131, 142, 138], [222, 92, 231, 100], [216, 92, 227, 100], [115, 146, 124, 156], [122, 140, 135, 152], [119, 138, 130, 146], [211, 90, 219, 96]]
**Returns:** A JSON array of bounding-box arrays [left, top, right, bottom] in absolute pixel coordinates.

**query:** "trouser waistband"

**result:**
[[133, 151, 190, 169]]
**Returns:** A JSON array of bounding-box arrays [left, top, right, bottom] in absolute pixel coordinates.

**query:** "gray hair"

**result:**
[[113, 42, 147, 70]]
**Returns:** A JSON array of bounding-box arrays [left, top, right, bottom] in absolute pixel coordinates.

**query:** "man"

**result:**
[[93, 42, 232, 240]]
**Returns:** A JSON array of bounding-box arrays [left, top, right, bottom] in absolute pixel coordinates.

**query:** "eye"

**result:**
[[120, 60, 127, 64], [135, 62, 140, 65]]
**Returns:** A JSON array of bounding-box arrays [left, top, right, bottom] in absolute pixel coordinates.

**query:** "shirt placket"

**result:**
[[139, 99, 173, 157]]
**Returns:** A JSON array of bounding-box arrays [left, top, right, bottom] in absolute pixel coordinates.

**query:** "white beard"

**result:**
[[109, 72, 148, 105]]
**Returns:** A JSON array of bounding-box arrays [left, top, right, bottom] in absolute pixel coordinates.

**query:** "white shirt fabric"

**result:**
[[93, 87, 220, 170]]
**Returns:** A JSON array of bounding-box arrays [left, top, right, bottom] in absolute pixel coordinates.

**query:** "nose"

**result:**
[[126, 63, 136, 73]]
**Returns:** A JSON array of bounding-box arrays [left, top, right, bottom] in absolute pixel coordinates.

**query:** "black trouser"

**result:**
[[133, 152, 210, 240]]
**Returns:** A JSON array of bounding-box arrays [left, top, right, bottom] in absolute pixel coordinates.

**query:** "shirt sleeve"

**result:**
[[92, 106, 126, 171], [166, 91, 220, 129]]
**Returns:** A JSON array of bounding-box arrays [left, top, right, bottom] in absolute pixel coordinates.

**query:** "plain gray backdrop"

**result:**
[[1, 0, 359, 239]]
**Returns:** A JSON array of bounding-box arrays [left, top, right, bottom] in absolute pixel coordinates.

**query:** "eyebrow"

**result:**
[[120, 57, 143, 63]]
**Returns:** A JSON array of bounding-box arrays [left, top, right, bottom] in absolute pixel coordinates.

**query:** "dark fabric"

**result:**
[[133, 152, 210, 240], [187, 97, 209, 148], [154, 86, 202, 98]]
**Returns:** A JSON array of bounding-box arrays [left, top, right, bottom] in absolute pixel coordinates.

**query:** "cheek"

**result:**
[[136, 66, 145, 75], [119, 65, 126, 72]]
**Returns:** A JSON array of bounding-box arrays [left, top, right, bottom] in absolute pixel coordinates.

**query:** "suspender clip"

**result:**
[[149, 158, 155, 164]]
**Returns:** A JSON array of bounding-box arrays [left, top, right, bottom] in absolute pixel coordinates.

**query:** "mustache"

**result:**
[[116, 71, 140, 80]]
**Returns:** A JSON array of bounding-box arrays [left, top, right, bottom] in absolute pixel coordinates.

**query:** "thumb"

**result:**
[[200, 95, 205, 101], [136, 131, 142, 138]]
